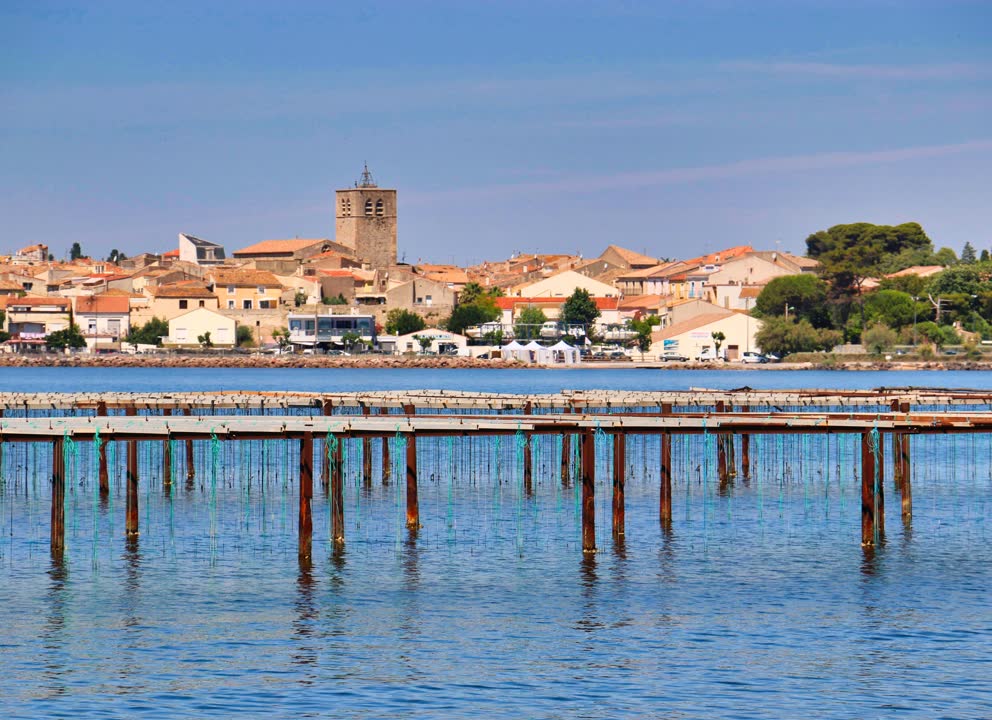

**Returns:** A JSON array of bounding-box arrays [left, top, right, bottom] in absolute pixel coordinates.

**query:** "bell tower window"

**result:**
[[375, 199, 384, 216], [364, 199, 373, 216], [341, 197, 352, 216]]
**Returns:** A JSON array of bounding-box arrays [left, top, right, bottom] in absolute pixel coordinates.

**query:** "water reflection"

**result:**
[[42, 556, 70, 698], [292, 564, 318, 675]]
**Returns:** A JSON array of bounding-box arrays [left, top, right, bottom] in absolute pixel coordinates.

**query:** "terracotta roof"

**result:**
[[209, 269, 282, 287], [233, 239, 329, 256], [98, 288, 143, 298], [652, 312, 735, 341], [739, 286, 763, 299], [618, 261, 683, 280], [75, 295, 130, 314], [162, 249, 180, 258], [601, 244, 659, 266], [0, 278, 24, 291], [684, 245, 754, 267], [149, 283, 216, 299], [1, 296, 70, 308], [886, 265, 944, 278], [319, 269, 359, 278], [619, 294, 663, 309]]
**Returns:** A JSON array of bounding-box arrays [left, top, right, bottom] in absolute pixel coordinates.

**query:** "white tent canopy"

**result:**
[[549, 340, 581, 365], [522, 340, 552, 364], [502, 340, 527, 362]]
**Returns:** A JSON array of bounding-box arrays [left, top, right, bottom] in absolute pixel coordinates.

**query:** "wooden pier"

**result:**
[[3, 388, 992, 560]]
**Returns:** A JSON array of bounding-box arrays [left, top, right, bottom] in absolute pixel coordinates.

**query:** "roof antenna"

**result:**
[[358, 162, 377, 188]]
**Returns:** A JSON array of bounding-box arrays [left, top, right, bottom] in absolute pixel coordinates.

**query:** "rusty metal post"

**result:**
[[321, 399, 333, 492], [183, 407, 195, 485], [660, 431, 672, 527], [361, 406, 373, 488], [740, 405, 750, 480], [861, 432, 883, 546], [523, 401, 533, 496], [162, 408, 173, 490], [899, 403, 912, 520], [580, 428, 596, 553], [612, 432, 625, 539], [405, 433, 419, 528], [890, 400, 903, 490], [331, 434, 344, 544], [97, 401, 109, 496], [299, 432, 314, 560], [125, 434, 139, 538], [51, 438, 65, 556], [560, 432, 571, 487]]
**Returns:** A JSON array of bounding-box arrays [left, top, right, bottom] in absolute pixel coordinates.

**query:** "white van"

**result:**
[[695, 347, 727, 362]]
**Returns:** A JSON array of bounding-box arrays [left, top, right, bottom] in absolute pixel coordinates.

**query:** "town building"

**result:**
[[74, 295, 131, 352], [178, 233, 226, 266], [287, 311, 377, 351], [165, 307, 236, 348]]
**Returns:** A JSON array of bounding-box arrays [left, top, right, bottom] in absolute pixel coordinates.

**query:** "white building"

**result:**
[[165, 307, 236, 348], [649, 310, 763, 361], [287, 311, 376, 350]]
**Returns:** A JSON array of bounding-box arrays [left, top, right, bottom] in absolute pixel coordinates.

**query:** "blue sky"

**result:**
[[2, 1, 990, 264]]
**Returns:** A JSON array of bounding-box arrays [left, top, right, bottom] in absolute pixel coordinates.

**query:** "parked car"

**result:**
[[740, 351, 767, 364], [661, 351, 689, 362], [763, 353, 781, 362], [539, 321, 562, 339]]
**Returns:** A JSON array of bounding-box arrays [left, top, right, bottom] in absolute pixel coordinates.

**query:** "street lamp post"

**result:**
[[784, 304, 795, 322], [912, 296, 919, 347]]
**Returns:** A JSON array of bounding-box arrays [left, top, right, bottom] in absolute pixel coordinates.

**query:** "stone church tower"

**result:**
[[335, 165, 397, 269]]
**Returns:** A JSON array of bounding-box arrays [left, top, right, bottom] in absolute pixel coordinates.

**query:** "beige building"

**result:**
[[207, 268, 283, 310], [136, 283, 219, 324], [165, 307, 236, 348], [335, 165, 397, 270], [0, 295, 71, 350], [511, 270, 619, 299], [649, 310, 762, 361], [74, 295, 131, 352]]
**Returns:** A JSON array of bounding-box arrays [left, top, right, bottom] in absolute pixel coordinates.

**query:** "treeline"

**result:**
[[755, 222, 992, 356]]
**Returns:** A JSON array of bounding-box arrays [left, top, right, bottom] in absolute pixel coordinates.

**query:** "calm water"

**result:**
[[1, 368, 991, 718]]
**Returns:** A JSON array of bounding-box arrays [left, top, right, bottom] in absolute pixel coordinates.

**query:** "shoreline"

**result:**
[[0, 354, 989, 371]]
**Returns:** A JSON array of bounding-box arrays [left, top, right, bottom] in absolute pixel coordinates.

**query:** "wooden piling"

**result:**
[[899, 403, 912, 519], [660, 431, 672, 527], [299, 432, 314, 560], [183, 407, 195, 484], [523, 401, 534, 496], [125, 434, 139, 537], [331, 433, 344, 544], [740, 405, 750, 480], [321, 400, 333, 492], [362, 406, 373, 488], [405, 434, 419, 528], [861, 431, 884, 546], [612, 432, 625, 539], [560, 432, 571, 487], [580, 428, 596, 553], [162, 408, 172, 490], [51, 438, 65, 556], [97, 401, 109, 496]]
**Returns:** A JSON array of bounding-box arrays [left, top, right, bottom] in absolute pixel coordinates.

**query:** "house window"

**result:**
[[227, 285, 236, 295], [425, 294, 433, 306], [179, 300, 188, 309], [375, 199, 384, 216], [257, 286, 265, 295], [364, 199, 373, 216], [176, 327, 187, 342], [88, 320, 97, 333], [227, 300, 235, 309], [242, 299, 253, 309], [199, 300, 205, 308], [259, 300, 271, 309]]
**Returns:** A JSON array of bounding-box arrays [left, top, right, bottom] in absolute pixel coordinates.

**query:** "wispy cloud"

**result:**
[[722, 61, 992, 80], [408, 140, 992, 201]]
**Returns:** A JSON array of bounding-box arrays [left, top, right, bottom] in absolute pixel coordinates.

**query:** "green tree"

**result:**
[[69, 242, 83, 260], [862, 323, 898, 354], [934, 247, 958, 266], [754, 274, 831, 327], [46, 324, 86, 351], [236, 325, 255, 347], [863, 289, 919, 329], [629, 315, 660, 352], [196, 331, 213, 348], [0, 309, 7, 343], [514, 306, 547, 341], [755, 318, 841, 357], [806, 222, 932, 327], [106, 249, 127, 264], [981, 249, 990, 264], [961, 242, 977, 264], [711, 331, 726, 355], [272, 326, 291, 348], [446, 303, 498, 335], [293, 290, 308, 307], [561, 288, 600, 329], [341, 330, 361, 351], [126, 317, 169, 346], [413, 334, 433, 354], [458, 282, 503, 305], [385, 308, 426, 336], [322, 293, 347, 305]]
